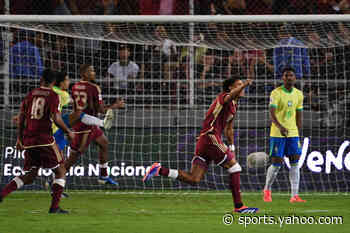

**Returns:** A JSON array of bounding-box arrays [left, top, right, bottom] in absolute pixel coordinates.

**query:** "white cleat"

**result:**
[[103, 109, 114, 130]]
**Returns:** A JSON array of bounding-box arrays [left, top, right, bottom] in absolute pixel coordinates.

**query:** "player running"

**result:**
[[0, 69, 74, 214], [143, 77, 259, 213], [263, 67, 306, 203], [66, 64, 125, 185]]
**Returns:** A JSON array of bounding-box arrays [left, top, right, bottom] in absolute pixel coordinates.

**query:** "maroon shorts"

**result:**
[[193, 134, 235, 170], [23, 143, 64, 171], [71, 126, 104, 153]]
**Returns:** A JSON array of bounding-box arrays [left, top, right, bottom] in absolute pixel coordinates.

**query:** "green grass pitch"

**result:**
[[0, 191, 348, 233]]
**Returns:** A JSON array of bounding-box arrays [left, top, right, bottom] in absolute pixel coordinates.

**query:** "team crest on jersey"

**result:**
[[288, 100, 292, 107]]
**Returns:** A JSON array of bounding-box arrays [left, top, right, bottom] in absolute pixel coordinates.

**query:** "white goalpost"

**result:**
[[0, 15, 349, 193]]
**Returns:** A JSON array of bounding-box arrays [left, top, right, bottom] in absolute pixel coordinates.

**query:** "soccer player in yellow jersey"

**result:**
[[263, 67, 306, 203]]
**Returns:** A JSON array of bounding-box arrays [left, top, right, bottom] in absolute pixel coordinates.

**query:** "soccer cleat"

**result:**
[[263, 190, 272, 202], [142, 163, 161, 183], [234, 206, 259, 214], [103, 109, 114, 130], [98, 176, 119, 185], [289, 195, 306, 203], [49, 207, 69, 214], [61, 192, 69, 198]]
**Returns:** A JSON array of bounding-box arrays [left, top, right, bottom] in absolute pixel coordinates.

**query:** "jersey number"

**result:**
[[74, 91, 88, 110], [31, 97, 45, 119]]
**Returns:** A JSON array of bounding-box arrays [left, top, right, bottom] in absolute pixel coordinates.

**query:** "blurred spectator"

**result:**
[[246, 0, 272, 14], [307, 85, 323, 111], [154, 26, 178, 80], [273, 25, 310, 79], [107, 45, 140, 94], [228, 49, 254, 79], [224, 0, 246, 14], [139, 0, 160, 15], [317, 0, 340, 14], [249, 50, 274, 79], [10, 30, 44, 79], [9, 0, 70, 14], [194, 0, 219, 15], [159, 0, 176, 15]]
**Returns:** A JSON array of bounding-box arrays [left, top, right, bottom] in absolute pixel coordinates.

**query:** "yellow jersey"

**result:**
[[269, 85, 303, 137], [52, 86, 71, 134]]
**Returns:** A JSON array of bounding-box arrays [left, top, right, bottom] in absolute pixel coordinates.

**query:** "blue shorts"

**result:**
[[53, 114, 71, 151], [269, 137, 302, 158]]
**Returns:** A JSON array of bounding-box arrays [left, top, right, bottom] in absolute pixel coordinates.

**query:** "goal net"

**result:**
[[0, 16, 349, 192]]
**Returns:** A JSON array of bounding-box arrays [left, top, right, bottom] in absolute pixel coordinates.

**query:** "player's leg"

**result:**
[[69, 110, 114, 130], [143, 135, 210, 184], [94, 132, 118, 185], [263, 137, 285, 202], [0, 149, 39, 202], [64, 132, 89, 171], [142, 160, 207, 185], [287, 137, 305, 203], [0, 169, 38, 202], [49, 164, 68, 213], [220, 151, 259, 213]]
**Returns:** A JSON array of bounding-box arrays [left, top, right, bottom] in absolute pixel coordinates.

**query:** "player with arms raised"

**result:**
[[263, 67, 306, 203], [0, 69, 74, 213], [66, 64, 125, 185], [143, 77, 259, 213]]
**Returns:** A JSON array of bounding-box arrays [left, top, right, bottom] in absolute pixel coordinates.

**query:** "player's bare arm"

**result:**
[[99, 98, 125, 114], [296, 110, 302, 136], [269, 107, 288, 137], [224, 79, 253, 103]]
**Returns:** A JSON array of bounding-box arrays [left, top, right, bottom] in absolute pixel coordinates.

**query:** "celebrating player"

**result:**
[[66, 64, 125, 185], [143, 77, 259, 213], [0, 69, 74, 214], [263, 67, 306, 203]]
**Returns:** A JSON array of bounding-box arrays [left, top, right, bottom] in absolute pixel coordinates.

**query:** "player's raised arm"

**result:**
[[223, 79, 252, 104]]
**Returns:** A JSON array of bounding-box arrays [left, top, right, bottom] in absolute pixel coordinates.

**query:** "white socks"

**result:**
[[81, 114, 103, 127], [168, 169, 179, 179], [264, 164, 281, 190], [13, 177, 24, 189], [289, 165, 300, 197], [53, 178, 66, 188]]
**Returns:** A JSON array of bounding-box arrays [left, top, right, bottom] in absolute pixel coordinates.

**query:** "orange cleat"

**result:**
[[289, 195, 306, 203], [263, 190, 272, 202]]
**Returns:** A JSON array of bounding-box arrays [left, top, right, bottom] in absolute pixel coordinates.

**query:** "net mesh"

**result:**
[[0, 19, 349, 192]]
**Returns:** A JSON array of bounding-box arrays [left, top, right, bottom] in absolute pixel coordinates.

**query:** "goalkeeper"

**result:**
[[263, 67, 306, 203]]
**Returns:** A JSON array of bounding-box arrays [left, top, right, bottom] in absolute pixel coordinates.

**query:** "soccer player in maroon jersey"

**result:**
[[66, 64, 125, 185], [143, 77, 259, 213], [0, 69, 75, 214]]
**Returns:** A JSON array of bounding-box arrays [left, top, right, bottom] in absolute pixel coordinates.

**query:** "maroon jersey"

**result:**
[[71, 80, 103, 132], [21, 86, 60, 147], [199, 92, 237, 138]]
